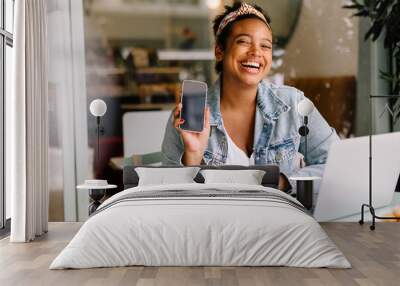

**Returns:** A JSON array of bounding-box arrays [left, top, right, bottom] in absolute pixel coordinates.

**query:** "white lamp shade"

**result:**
[[297, 98, 315, 117], [89, 99, 107, 117]]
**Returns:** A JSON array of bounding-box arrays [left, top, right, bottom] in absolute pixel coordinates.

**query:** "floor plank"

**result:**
[[0, 222, 399, 286]]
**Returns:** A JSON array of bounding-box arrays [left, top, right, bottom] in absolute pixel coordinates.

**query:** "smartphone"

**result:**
[[179, 80, 208, 132]]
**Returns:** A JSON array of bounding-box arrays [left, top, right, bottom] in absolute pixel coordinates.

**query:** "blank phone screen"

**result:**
[[180, 80, 207, 132]]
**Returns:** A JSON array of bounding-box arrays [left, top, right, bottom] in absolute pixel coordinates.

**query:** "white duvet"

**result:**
[[50, 183, 350, 269]]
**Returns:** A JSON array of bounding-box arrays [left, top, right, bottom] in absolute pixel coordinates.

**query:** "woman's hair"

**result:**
[[212, 1, 272, 73]]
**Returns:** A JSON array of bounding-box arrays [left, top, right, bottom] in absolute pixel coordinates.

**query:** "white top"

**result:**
[[225, 131, 255, 166]]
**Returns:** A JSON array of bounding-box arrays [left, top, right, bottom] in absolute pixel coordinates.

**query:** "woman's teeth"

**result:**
[[240, 61, 261, 72], [241, 62, 260, 68]]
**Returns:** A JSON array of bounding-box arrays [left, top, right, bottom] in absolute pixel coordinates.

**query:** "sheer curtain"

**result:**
[[7, 0, 49, 242], [47, 0, 90, 223]]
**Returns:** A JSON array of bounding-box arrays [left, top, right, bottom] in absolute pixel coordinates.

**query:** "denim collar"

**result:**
[[207, 77, 291, 129]]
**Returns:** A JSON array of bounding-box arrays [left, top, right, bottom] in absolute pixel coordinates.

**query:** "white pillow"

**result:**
[[200, 169, 266, 185], [135, 167, 200, 186]]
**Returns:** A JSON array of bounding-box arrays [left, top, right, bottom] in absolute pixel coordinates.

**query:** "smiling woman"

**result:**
[[161, 1, 339, 192]]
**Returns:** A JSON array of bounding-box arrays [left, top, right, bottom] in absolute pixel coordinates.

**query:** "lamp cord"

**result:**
[[97, 116, 100, 177], [304, 116, 308, 164]]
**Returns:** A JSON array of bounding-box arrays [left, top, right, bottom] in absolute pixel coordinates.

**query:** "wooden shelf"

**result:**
[[136, 67, 181, 74], [90, 1, 209, 18], [157, 50, 214, 61], [121, 103, 175, 111]]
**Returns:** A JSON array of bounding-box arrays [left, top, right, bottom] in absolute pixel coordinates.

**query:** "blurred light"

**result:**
[[273, 48, 286, 57], [206, 0, 221, 10]]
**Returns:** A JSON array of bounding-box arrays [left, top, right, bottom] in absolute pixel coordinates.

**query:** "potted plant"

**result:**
[[344, 0, 400, 122]]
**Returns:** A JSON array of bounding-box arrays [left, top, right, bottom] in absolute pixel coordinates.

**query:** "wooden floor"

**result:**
[[0, 222, 399, 286]]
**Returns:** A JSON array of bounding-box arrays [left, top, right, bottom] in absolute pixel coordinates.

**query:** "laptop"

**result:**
[[313, 132, 400, 221]]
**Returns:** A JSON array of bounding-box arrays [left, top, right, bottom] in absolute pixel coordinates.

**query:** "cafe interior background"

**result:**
[[43, 0, 399, 222]]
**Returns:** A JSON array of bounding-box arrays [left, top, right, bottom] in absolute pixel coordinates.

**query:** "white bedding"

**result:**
[[50, 183, 350, 269]]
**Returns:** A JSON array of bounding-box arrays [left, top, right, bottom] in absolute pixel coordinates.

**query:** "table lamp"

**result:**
[[84, 99, 107, 214], [296, 98, 315, 210], [297, 98, 314, 163], [89, 99, 107, 169]]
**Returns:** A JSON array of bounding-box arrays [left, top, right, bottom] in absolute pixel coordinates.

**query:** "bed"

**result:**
[[50, 165, 350, 269]]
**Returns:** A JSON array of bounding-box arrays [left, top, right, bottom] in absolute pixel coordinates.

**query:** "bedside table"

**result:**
[[289, 176, 321, 210], [77, 184, 117, 215]]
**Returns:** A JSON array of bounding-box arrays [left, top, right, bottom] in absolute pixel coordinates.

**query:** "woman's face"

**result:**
[[216, 18, 273, 87]]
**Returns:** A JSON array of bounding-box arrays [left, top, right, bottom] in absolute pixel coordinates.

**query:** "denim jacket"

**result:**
[[161, 78, 339, 179]]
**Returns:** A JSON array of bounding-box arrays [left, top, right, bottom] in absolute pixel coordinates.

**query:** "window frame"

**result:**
[[0, 0, 14, 232]]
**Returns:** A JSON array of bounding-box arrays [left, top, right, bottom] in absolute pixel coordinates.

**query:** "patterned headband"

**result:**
[[216, 2, 271, 37]]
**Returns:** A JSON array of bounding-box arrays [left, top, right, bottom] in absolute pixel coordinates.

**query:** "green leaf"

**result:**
[[346, 0, 400, 116]]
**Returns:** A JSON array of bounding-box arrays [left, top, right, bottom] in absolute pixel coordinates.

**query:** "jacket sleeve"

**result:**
[[161, 111, 185, 166]]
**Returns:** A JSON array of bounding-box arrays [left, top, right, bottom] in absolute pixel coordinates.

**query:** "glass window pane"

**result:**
[[0, 38, 3, 228], [0, 0, 3, 30], [6, 0, 14, 33], [5, 44, 13, 219]]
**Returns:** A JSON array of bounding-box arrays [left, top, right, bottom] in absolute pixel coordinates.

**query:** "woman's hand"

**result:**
[[278, 174, 291, 192], [172, 103, 211, 165]]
